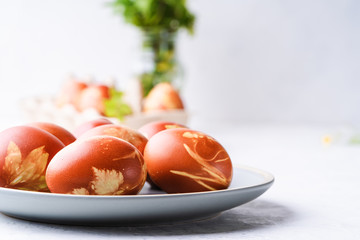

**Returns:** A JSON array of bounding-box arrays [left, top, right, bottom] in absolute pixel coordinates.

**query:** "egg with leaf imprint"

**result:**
[[0, 126, 65, 191], [138, 121, 187, 139], [144, 128, 233, 193], [46, 136, 146, 195], [138, 121, 187, 189], [77, 124, 148, 154]]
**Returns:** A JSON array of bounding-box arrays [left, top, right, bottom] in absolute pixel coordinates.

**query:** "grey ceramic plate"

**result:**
[[0, 165, 274, 226]]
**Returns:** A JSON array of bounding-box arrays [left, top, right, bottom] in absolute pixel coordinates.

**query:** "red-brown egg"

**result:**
[[46, 136, 146, 195], [56, 78, 88, 109], [77, 84, 110, 114], [144, 128, 233, 193], [73, 118, 113, 138], [78, 124, 148, 154], [0, 126, 65, 191], [143, 82, 184, 112], [138, 121, 187, 139], [27, 122, 76, 146]]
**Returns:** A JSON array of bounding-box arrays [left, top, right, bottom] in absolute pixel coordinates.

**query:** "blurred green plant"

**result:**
[[110, 0, 195, 95], [111, 0, 195, 33], [349, 134, 360, 144], [104, 88, 132, 121]]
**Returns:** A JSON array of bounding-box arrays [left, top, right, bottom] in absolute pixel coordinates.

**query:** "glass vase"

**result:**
[[138, 29, 183, 96]]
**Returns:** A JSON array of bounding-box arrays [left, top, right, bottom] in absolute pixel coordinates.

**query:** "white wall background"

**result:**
[[0, 0, 359, 125]]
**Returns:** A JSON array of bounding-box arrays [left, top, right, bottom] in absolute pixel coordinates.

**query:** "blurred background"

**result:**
[[0, 0, 359, 127]]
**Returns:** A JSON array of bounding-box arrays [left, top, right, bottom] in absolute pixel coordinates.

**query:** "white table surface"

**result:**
[[0, 118, 359, 240]]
